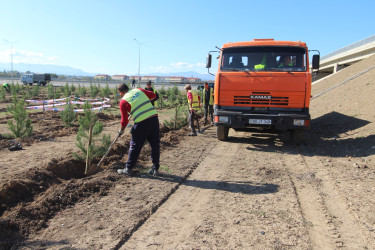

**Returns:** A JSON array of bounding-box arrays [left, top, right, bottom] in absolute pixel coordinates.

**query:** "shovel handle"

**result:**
[[97, 132, 121, 168]]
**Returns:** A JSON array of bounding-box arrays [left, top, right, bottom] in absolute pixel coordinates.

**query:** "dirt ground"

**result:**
[[1, 55, 375, 249]]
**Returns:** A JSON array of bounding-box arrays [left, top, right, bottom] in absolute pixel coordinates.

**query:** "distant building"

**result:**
[[163, 76, 187, 83], [186, 77, 201, 83], [127, 75, 201, 84], [94, 74, 111, 80], [141, 76, 161, 83], [112, 75, 129, 81]]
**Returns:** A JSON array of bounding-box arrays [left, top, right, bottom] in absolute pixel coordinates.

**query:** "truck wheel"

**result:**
[[217, 126, 229, 141], [290, 129, 304, 145], [42, 82, 46, 86], [23, 81, 27, 85], [29, 83, 33, 86]]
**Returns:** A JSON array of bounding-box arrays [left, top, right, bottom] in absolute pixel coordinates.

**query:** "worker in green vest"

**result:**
[[145, 81, 159, 106], [116, 83, 160, 177], [254, 54, 267, 70], [185, 84, 201, 136], [3, 82, 10, 93], [278, 56, 294, 68], [203, 82, 214, 125]]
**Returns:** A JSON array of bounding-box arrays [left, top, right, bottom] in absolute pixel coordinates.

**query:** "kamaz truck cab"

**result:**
[[206, 39, 320, 145]]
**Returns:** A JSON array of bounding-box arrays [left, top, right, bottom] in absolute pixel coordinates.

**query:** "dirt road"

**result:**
[[11, 125, 373, 249], [121, 128, 374, 249]]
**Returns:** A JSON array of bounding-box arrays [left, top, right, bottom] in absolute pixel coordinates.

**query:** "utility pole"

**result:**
[[134, 38, 144, 85], [3, 40, 19, 84]]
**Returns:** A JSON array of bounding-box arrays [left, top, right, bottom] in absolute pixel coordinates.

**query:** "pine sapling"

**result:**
[[60, 98, 76, 127], [7, 95, 33, 138], [163, 105, 188, 130], [32, 85, 39, 97], [73, 102, 111, 174], [47, 83, 55, 99]]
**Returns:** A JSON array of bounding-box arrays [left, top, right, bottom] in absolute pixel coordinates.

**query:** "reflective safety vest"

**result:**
[[145, 87, 158, 106], [187, 90, 200, 111], [254, 54, 267, 70], [278, 63, 293, 67], [3, 82, 9, 87], [123, 89, 157, 123], [203, 87, 214, 105], [254, 64, 265, 70]]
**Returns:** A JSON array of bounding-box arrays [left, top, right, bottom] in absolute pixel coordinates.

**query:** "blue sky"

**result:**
[[0, 0, 374, 76]]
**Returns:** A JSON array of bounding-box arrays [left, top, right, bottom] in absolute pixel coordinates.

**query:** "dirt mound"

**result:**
[[0, 156, 120, 239], [0, 118, 194, 244]]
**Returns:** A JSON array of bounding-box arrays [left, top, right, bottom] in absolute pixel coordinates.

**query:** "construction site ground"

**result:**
[[1, 55, 375, 249]]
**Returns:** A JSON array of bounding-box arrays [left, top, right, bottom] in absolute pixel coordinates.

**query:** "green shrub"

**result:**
[[7, 96, 33, 138], [64, 82, 71, 97], [55, 89, 61, 99], [70, 83, 76, 94], [79, 84, 87, 97], [60, 98, 76, 127], [32, 85, 39, 97], [90, 83, 100, 97], [47, 83, 55, 99], [101, 83, 111, 98]]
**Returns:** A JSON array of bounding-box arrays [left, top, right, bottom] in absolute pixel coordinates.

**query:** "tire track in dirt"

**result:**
[[119, 141, 240, 249], [281, 143, 369, 249]]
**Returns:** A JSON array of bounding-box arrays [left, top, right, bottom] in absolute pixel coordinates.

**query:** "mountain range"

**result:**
[[0, 63, 215, 81]]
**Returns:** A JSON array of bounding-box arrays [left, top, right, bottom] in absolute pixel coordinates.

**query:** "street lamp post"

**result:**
[[3, 40, 19, 84], [134, 38, 144, 85]]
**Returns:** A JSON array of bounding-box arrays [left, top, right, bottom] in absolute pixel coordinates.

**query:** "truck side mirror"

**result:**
[[206, 54, 212, 68], [312, 55, 320, 70]]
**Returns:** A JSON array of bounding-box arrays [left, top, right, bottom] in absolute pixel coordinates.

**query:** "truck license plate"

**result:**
[[249, 119, 271, 125]]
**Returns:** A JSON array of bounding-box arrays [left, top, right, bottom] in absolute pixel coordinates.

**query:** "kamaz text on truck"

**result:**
[[206, 39, 320, 145]]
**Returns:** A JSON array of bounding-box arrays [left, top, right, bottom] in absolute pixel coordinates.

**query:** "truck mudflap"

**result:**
[[214, 109, 310, 130]]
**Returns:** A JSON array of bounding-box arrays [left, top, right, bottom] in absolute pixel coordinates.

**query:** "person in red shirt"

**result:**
[[117, 83, 160, 177]]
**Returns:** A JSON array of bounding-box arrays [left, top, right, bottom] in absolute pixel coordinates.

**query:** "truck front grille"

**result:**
[[234, 95, 289, 106]]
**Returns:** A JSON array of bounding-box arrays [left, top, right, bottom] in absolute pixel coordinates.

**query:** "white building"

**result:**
[[112, 75, 129, 81]]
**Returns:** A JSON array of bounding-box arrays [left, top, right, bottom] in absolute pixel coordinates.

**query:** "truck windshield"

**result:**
[[221, 46, 306, 72]]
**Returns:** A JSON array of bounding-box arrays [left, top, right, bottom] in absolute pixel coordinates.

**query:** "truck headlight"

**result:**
[[293, 119, 305, 126], [218, 116, 229, 123]]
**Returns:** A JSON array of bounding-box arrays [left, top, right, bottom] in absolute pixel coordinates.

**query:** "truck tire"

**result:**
[[29, 83, 33, 86], [290, 129, 304, 145], [42, 82, 46, 86], [217, 126, 229, 141], [23, 81, 28, 85]]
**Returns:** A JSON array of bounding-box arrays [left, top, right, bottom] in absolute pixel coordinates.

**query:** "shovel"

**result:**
[[87, 116, 131, 175]]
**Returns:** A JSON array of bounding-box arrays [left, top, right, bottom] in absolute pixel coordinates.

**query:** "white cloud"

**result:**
[[0, 49, 59, 64], [170, 62, 205, 69], [148, 66, 173, 73]]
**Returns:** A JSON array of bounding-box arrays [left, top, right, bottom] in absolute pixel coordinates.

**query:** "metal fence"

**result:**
[[321, 34, 375, 61]]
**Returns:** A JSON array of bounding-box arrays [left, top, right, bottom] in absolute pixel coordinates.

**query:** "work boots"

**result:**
[[148, 169, 159, 177], [117, 166, 132, 176]]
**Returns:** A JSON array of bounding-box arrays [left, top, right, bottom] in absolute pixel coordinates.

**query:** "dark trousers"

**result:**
[[126, 116, 160, 170], [204, 104, 213, 122], [189, 110, 200, 133]]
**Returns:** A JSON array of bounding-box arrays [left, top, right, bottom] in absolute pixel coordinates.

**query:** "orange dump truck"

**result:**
[[206, 39, 320, 144]]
